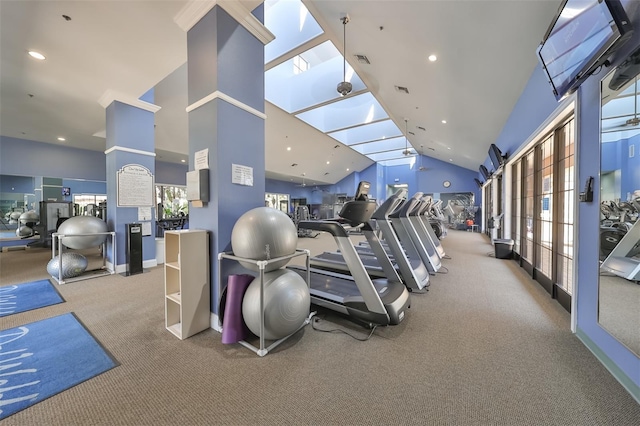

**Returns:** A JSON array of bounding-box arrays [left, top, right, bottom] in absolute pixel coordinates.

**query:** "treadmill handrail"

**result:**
[[299, 220, 348, 237]]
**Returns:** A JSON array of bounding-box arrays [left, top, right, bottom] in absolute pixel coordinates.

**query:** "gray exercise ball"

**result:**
[[9, 211, 21, 223], [47, 252, 88, 279], [242, 269, 310, 340], [231, 207, 298, 272], [57, 216, 108, 249], [19, 210, 39, 225], [16, 226, 34, 237]]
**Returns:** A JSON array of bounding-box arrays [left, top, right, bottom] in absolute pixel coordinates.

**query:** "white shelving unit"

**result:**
[[164, 229, 210, 340], [217, 249, 314, 357]]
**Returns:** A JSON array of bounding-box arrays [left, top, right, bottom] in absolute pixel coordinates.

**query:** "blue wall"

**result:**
[[1, 136, 107, 181], [483, 1, 640, 396], [0, 175, 35, 193], [156, 161, 188, 186], [385, 156, 481, 202], [601, 135, 640, 199], [574, 1, 640, 395], [1, 136, 189, 188]]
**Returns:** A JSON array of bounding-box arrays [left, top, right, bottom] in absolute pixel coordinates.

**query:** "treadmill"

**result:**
[[399, 192, 441, 275], [287, 182, 411, 326], [416, 196, 446, 259], [311, 189, 430, 292]]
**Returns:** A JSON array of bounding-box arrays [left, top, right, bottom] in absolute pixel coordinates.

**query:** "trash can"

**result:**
[[494, 239, 514, 259]]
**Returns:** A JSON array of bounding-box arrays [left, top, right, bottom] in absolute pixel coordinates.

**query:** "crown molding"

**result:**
[[175, 0, 274, 45], [98, 90, 161, 113], [186, 90, 266, 120]]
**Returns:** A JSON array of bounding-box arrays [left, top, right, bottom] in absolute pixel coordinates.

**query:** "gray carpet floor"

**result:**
[[0, 229, 638, 425]]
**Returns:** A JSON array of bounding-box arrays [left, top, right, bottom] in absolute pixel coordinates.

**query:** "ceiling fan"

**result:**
[[296, 173, 307, 187], [336, 14, 352, 97], [417, 145, 427, 171]]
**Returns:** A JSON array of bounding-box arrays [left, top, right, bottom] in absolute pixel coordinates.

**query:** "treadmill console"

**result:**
[[338, 200, 376, 226]]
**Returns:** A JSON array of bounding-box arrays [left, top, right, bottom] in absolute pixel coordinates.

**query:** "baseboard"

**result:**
[[111, 259, 158, 274], [576, 328, 640, 404], [210, 313, 222, 333]]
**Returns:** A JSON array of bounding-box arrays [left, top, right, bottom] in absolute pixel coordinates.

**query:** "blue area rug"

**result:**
[[0, 279, 65, 317], [0, 312, 118, 420]]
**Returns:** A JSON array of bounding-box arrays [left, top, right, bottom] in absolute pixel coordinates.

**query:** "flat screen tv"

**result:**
[[479, 165, 491, 181], [537, 0, 633, 101], [488, 144, 507, 170]]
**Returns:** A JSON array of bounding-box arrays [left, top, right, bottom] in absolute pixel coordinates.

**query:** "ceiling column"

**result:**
[[176, 0, 274, 329], [99, 92, 160, 273]]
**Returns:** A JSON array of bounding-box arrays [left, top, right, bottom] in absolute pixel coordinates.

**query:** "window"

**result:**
[[156, 185, 188, 219]]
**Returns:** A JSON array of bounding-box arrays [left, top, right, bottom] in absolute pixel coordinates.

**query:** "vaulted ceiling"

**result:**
[[0, 0, 561, 185]]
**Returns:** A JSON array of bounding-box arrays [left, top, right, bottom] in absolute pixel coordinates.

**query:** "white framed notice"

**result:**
[[141, 221, 152, 236], [138, 207, 152, 221], [117, 164, 154, 207], [195, 148, 209, 170], [232, 164, 253, 186]]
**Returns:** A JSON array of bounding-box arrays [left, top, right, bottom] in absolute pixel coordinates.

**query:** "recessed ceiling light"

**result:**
[[326, 161, 330, 164], [287, 147, 291, 151], [346, 168, 350, 171], [28, 51, 45, 60], [449, 159, 453, 162], [57, 137, 65, 141], [181, 159, 186, 163], [441, 120, 447, 124], [428, 54, 437, 62], [447, 147, 451, 150]]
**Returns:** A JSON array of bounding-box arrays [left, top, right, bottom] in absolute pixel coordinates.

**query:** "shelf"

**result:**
[[166, 322, 182, 339], [166, 292, 181, 304], [165, 261, 179, 270]]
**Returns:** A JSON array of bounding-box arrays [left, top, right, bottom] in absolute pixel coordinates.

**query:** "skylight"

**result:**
[[265, 40, 366, 113], [264, 0, 324, 63], [295, 92, 387, 133], [263, 0, 414, 171], [328, 119, 402, 145]]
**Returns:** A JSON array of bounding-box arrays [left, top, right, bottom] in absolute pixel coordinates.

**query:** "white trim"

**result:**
[[570, 95, 581, 334], [186, 90, 267, 120], [174, 0, 217, 32], [219, 0, 275, 45], [104, 146, 156, 157], [113, 259, 158, 275], [175, 0, 274, 45], [98, 89, 161, 113], [211, 312, 222, 333]]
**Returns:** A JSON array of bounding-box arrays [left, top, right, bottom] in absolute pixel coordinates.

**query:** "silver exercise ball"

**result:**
[[9, 211, 21, 224], [16, 226, 34, 237], [47, 252, 88, 279], [19, 210, 39, 225], [57, 216, 108, 249], [231, 207, 298, 272], [242, 269, 310, 340]]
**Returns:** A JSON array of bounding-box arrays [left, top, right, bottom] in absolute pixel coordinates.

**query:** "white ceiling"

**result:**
[[0, 0, 561, 186]]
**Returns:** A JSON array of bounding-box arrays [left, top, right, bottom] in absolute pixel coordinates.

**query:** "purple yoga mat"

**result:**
[[221, 274, 254, 344]]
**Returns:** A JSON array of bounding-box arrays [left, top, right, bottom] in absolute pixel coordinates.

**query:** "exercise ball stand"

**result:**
[[50, 231, 116, 285], [217, 249, 315, 357]]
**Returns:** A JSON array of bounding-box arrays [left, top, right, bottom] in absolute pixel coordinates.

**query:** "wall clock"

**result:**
[[443, 180, 451, 188]]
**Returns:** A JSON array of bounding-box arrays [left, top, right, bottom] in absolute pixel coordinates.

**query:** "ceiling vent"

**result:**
[[291, 163, 298, 167], [354, 54, 370, 64], [394, 85, 409, 94], [408, 131, 415, 136], [417, 126, 426, 131]]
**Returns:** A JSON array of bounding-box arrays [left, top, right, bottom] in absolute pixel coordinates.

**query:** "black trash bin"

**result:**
[[494, 238, 514, 259]]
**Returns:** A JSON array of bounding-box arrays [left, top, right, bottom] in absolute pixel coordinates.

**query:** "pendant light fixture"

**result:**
[[402, 118, 412, 156], [337, 15, 353, 96]]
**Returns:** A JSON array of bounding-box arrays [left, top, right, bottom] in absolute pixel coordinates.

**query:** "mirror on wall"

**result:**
[[599, 56, 640, 357]]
